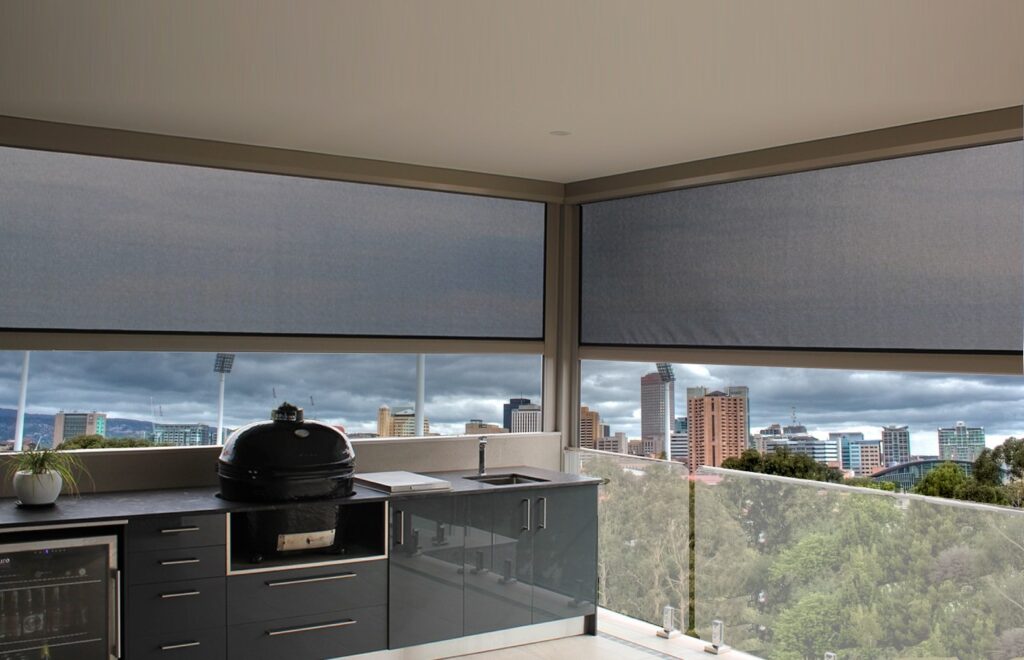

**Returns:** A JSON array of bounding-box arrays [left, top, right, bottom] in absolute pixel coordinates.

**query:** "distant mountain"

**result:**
[[0, 408, 153, 446]]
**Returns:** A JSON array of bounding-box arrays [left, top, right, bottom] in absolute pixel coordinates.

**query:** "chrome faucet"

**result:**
[[478, 436, 488, 476]]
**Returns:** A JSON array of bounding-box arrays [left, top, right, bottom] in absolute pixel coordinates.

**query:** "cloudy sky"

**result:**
[[2, 350, 1023, 454]]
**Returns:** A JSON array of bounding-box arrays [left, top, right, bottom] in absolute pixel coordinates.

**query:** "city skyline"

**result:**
[[2, 351, 1024, 454]]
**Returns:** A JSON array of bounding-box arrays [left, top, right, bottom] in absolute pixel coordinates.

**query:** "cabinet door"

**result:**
[[531, 485, 598, 623], [388, 495, 464, 649], [463, 492, 534, 636]]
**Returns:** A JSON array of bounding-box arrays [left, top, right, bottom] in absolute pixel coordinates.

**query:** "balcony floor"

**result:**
[[452, 609, 763, 660]]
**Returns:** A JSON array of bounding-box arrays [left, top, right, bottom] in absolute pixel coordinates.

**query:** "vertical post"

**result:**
[[13, 351, 29, 452], [664, 381, 672, 461], [415, 354, 426, 436], [216, 371, 227, 445]]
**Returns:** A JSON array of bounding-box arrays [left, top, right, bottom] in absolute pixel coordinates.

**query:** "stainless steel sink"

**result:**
[[464, 473, 549, 486]]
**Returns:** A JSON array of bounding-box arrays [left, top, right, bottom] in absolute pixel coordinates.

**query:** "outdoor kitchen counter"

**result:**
[[0, 465, 598, 529]]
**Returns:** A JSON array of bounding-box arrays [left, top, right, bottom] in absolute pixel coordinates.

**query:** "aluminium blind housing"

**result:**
[[581, 140, 1024, 352], [0, 147, 544, 338]]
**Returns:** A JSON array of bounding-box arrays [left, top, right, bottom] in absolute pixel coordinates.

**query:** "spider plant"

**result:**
[[7, 446, 89, 496]]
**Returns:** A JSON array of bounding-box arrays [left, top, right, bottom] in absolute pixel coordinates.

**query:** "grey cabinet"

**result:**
[[464, 491, 534, 635], [463, 484, 598, 635], [389, 494, 465, 649], [531, 485, 598, 623], [125, 513, 227, 659]]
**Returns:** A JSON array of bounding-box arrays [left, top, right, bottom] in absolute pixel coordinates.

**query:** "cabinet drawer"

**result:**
[[129, 545, 226, 585], [129, 514, 226, 552], [227, 559, 386, 625], [227, 605, 386, 660], [127, 626, 226, 660], [128, 577, 226, 635]]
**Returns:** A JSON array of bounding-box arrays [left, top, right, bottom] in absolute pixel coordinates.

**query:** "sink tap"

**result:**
[[478, 436, 488, 476]]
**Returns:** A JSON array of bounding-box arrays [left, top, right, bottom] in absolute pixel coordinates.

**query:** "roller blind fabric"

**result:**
[[0, 147, 544, 338], [581, 141, 1023, 352]]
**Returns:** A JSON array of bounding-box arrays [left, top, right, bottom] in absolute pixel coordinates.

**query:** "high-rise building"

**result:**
[[510, 404, 542, 433], [670, 432, 689, 463], [579, 406, 601, 449], [600, 424, 611, 438], [881, 425, 911, 466], [151, 423, 216, 446], [687, 389, 748, 471], [377, 404, 393, 437], [503, 398, 532, 432], [832, 432, 865, 470], [674, 417, 688, 433], [596, 432, 627, 454], [465, 420, 506, 435], [641, 373, 675, 454], [938, 422, 985, 462], [763, 435, 841, 468], [390, 408, 430, 437], [837, 436, 884, 477], [52, 411, 106, 447]]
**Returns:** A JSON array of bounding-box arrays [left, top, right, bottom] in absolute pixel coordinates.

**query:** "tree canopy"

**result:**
[[60, 435, 154, 449], [722, 448, 843, 483]]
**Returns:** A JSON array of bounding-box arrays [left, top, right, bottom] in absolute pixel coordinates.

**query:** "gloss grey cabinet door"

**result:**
[[463, 491, 534, 636], [388, 495, 465, 648], [531, 485, 598, 623]]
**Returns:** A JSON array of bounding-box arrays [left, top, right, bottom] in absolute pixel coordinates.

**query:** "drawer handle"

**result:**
[[160, 590, 201, 599], [160, 526, 200, 534], [159, 558, 201, 566], [265, 572, 356, 588], [160, 641, 201, 651], [266, 619, 356, 637]]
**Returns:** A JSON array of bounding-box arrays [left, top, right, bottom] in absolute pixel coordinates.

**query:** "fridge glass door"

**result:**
[[0, 535, 116, 660]]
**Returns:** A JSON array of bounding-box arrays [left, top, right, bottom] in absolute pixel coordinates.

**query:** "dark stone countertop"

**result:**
[[0, 466, 598, 530]]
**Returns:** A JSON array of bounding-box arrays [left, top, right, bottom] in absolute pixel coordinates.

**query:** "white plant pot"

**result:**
[[13, 470, 63, 505]]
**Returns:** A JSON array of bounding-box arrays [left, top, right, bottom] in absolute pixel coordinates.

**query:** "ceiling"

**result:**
[[0, 1, 1022, 183]]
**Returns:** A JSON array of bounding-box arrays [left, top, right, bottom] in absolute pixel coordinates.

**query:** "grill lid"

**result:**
[[217, 402, 355, 501]]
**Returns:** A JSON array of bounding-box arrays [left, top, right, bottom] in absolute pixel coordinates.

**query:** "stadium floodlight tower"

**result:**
[[656, 363, 676, 461], [213, 353, 236, 445]]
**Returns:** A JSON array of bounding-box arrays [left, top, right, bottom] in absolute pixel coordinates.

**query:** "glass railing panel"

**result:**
[[695, 466, 1024, 659], [568, 449, 690, 631]]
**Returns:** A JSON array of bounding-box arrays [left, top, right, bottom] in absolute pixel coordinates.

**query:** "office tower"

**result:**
[[641, 373, 675, 454], [601, 424, 611, 438], [846, 439, 884, 476], [687, 389, 748, 471], [52, 411, 106, 447], [510, 404, 542, 433], [670, 432, 689, 463], [465, 420, 505, 435], [938, 422, 985, 462], [377, 404, 393, 437], [881, 425, 911, 466], [503, 398, 532, 432], [763, 435, 841, 468], [595, 432, 628, 454], [675, 417, 688, 433], [151, 423, 216, 446], [579, 406, 601, 449], [831, 432, 865, 470], [759, 423, 784, 437], [390, 408, 430, 437]]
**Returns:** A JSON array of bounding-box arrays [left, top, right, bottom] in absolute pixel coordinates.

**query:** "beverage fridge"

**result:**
[[0, 535, 119, 660]]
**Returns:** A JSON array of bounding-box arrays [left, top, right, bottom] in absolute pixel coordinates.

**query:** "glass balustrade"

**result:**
[[568, 449, 690, 631], [695, 466, 1024, 660]]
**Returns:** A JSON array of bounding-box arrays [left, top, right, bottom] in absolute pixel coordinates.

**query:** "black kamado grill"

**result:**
[[218, 403, 356, 562], [218, 402, 355, 502]]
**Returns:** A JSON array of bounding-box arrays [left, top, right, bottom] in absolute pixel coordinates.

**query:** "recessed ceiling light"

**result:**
[[549, 130, 571, 136]]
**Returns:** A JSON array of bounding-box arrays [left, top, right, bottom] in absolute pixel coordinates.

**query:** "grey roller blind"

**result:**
[[0, 147, 544, 338], [581, 141, 1023, 352]]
